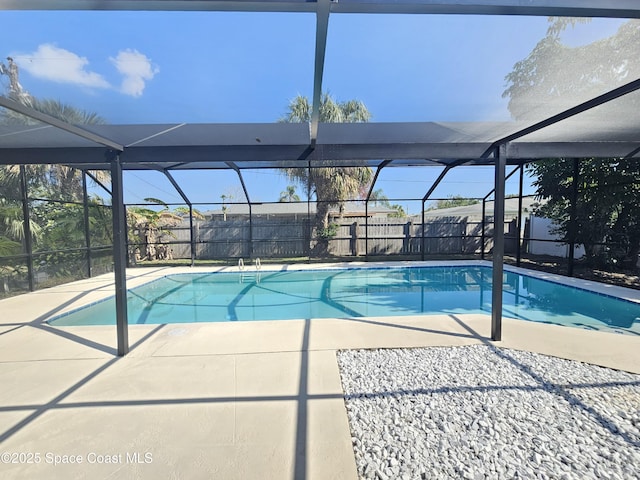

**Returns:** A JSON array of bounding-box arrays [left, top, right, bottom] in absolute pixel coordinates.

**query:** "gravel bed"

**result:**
[[337, 345, 640, 480]]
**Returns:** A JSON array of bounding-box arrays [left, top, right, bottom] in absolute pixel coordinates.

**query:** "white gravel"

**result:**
[[337, 345, 640, 480]]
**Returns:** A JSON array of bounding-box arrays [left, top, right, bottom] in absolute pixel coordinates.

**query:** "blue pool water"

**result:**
[[48, 266, 640, 335]]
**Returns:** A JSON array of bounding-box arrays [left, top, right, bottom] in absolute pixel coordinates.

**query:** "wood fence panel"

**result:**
[[161, 217, 519, 259]]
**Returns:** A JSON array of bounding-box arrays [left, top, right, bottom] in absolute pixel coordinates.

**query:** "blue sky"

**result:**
[[0, 10, 626, 212]]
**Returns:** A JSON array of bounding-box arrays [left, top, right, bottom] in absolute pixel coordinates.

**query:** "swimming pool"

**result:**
[[48, 265, 640, 335]]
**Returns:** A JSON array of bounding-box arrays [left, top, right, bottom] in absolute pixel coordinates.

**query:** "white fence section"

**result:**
[[528, 216, 585, 258]]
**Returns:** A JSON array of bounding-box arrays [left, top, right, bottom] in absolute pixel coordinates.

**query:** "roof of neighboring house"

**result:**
[[417, 197, 540, 219], [204, 202, 396, 217]]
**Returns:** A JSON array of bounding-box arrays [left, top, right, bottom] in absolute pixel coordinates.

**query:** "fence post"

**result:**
[[364, 202, 368, 260], [193, 221, 199, 260], [461, 218, 467, 254], [351, 221, 359, 256], [304, 217, 311, 259], [404, 220, 412, 254]]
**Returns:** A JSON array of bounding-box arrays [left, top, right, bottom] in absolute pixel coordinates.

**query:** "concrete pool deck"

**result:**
[[1, 264, 639, 479]]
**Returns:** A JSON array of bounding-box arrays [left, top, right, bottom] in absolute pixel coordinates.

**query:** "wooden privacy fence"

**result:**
[[161, 217, 518, 259], [165, 220, 309, 259]]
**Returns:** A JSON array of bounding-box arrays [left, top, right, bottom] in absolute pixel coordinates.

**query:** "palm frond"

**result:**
[[143, 198, 170, 209], [0, 236, 21, 256]]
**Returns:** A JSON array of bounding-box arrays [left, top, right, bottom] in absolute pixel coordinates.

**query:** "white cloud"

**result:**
[[15, 43, 110, 89], [110, 49, 159, 97], [12, 44, 158, 98]]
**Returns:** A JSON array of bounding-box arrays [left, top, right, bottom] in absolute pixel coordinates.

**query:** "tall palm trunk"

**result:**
[[313, 200, 332, 255], [281, 93, 373, 257]]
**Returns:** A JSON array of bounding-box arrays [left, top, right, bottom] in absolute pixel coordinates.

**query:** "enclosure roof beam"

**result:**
[[504, 142, 640, 160], [83, 170, 112, 195], [332, 0, 640, 18], [624, 145, 640, 159], [163, 162, 189, 169], [161, 169, 192, 206], [482, 165, 521, 201], [482, 77, 640, 158], [421, 158, 469, 202], [422, 166, 452, 203], [3, 1, 640, 19], [0, 0, 317, 13], [365, 159, 392, 201], [2, 141, 639, 168], [309, 0, 331, 145], [225, 161, 251, 204], [0, 96, 124, 151]]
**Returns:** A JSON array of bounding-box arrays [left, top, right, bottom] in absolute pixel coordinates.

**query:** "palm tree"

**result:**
[[280, 93, 373, 253], [279, 185, 300, 202], [369, 188, 389, 207], [172, 206, 206, 220], [0, 97, 107, 126], [220, 194, 231, 221], [0, 97, 109, 201], [0, 198, 41, 254], [126, 198, 184, 263]]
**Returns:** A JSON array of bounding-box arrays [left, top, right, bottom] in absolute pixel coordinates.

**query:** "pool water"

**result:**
[[49, 266, 640, 335]]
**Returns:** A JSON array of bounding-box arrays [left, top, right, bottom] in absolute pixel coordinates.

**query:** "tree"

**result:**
[[0, 197, 41, 255], [0, 61, 115, 287], [0, 97, 107, 126], [126, 198, 183, 263], [528, 158, 640, 268], [0, 198, 31, 284], [172, 206, 205, 220], [503, 18, 640, 122], [369, 188, 406, 217], [503, 19, 640, 268], [220, 194, 231, 221], [428, 195, 479, 210], [368, 188, 388, 206], [280, 93, 373, 253], [0, 60, 108, 201], [279, 185, 300, 202], [0, 98, 108, 201]]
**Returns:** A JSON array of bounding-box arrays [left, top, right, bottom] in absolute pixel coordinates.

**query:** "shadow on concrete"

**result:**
[[2, 283, 122, 355], [0, 268, 177, 356], [0, 319, 334, 479], [0, 324, 165, 444], [341, 315, 487, 341]]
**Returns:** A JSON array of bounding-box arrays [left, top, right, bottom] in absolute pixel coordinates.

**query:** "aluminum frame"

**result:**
[[2, 0, 640, 19], [491, 144, 507, 341], [0, 0, 638, 356]]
